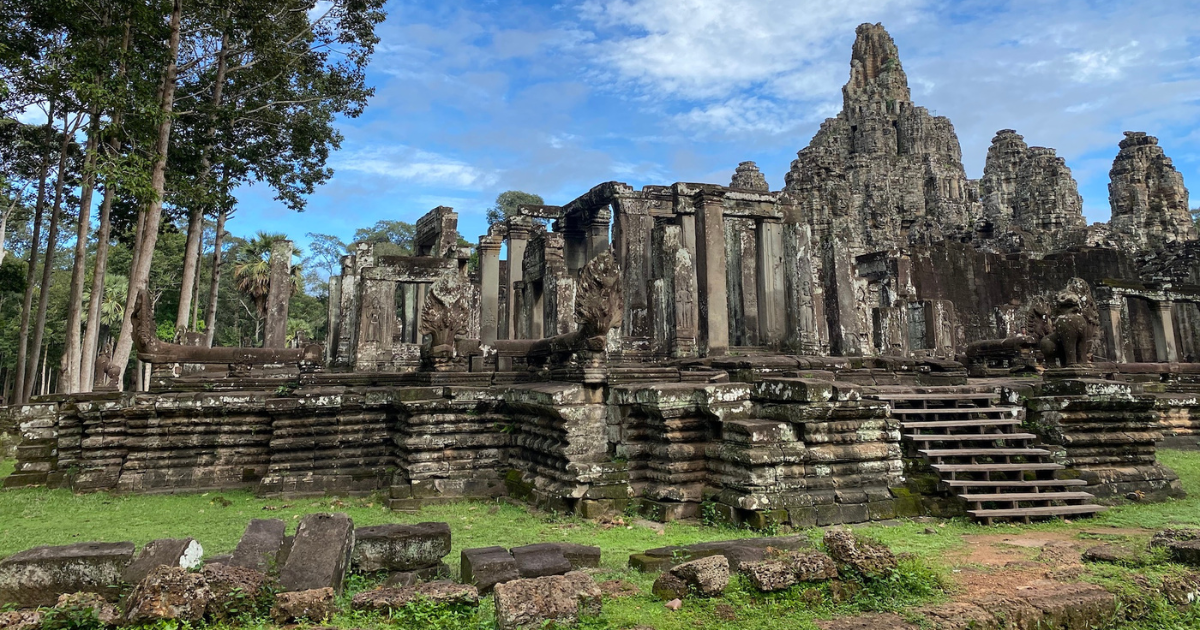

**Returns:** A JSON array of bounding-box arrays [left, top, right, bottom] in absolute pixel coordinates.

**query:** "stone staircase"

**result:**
[[871, 388, 1106, 524]]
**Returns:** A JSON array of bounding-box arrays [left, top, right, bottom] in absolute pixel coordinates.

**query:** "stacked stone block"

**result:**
[[740, 378, 901, 526], [1026, 378, 1184, 501], [117, 392, 274, 492], [389, 388, 510, 508], [503, 383, 627, 513], [609, 383, 751, 520]]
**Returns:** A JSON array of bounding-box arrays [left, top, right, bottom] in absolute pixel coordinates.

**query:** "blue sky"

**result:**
[[235, 0, 1200, 260]]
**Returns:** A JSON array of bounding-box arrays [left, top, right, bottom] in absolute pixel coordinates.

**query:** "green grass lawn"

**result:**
[[2, 451, 1199, 629]]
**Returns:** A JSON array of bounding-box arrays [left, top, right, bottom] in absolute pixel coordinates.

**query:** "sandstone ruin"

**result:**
[[3, 23, 1200, 527]]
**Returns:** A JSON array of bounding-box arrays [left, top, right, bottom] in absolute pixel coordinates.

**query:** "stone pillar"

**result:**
[[506, 220, 531, 339], [586, 208, 611, 260], [402, 283, 417, 342], [756, 220, 786, 347], [336, 254, 357, 365], [613, 197, 653, 340], [415, 284, 428, 344], [1100, 301, 1126, 363], [326, 276, 342, 363], [478, 236, 502, 345], [563, 224, 588, 276], [1153, 300, 1180, 363], [695, 194, 729, 355], [264, 240, 293, 348]]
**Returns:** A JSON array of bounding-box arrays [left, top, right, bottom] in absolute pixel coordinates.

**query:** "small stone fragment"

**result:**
[[493, 572, 601, 630], [202, 563, 272, 620], [786, 551, 840, 582], [824, 530, 897, 578], [270, 587, 337, 624], [1161, 572, 1200, 606], [742, 560, 797, 592], [0, 610, 41, 630], [1082, 544, 1143, 566], [656, 555, 729, 599], [54, 592, 121, 626], [664, 599, 682, 611], [124, 566, 213, 624]]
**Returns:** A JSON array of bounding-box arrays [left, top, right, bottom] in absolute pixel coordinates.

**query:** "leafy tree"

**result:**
[[232, 231, 301, 344], [486, 190, 543, 226], [304, 232, 347, 276], [353, 220, 415, 256]]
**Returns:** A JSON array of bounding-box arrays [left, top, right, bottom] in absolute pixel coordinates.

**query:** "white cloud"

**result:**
[[332, 146, 500, 190], [577, 0, 923, 100]]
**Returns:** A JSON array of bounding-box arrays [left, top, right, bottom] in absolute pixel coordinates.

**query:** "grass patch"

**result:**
[[1, 451, 1199, 629]]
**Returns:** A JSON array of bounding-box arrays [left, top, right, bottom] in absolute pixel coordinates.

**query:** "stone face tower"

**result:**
[[730, 161, 769, 192], [784, 22, 978, 254], [980, 129, 1085, 250], [1108, 132, 1196, 250]]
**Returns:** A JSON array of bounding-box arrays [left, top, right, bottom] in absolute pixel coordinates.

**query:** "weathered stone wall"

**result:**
[[1025, 378, 1184, 501]]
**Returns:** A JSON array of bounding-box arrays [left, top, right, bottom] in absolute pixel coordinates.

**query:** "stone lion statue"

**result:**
[[1036, 277, 1101, 367]]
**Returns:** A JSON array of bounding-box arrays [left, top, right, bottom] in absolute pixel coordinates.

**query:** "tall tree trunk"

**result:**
[[61, 112, 101, 393], [81, 19, 131, 393], [0, 195, 18, 266], [24, 111, 77, 402], [110, 0, 182, 388], [202, 206, 226, 347], [13, 103, 56, 404], [175, 25, 229, 333]]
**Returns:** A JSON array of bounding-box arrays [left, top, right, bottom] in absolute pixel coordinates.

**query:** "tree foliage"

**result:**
[[486, 190, 543, 226]]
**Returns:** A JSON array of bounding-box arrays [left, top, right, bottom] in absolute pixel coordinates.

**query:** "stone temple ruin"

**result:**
[[4, 23, 1200, 527]]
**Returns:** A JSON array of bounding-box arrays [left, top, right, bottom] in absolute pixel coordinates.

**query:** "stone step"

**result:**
[[919, 448, 1051, 458], [942, 478, 1088, 488], [957, 491, 1095, 502], [901, 418, 1021, 429], [932, 462, 1064, 473], [968, 504, 1107, 519], [872, 393, 997, 401], [905, 432, 1038, 442], [891, 407, 1017, 415]]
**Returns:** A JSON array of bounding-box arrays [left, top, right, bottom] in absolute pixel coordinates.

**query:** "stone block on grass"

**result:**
[[123, 566, 213, 624], [0, 541, 134, 607], [461, 547, 519, 594], [351, 581, 479, 612], [122, 538, 204, 584], [352, 522, 451, 573], [229, 519, 287, 574], [270, 587, 336, 624], [493, 572, 601, 630], [278, 513, 355, 594]]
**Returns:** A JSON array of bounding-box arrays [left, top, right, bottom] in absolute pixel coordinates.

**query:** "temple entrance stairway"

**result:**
[[867, 387, 1106, 524]]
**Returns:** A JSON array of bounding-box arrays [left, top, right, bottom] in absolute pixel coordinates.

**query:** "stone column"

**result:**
[[756, 220, 786, 347], [1153, 300, 1180, 363], [1100, 301, 1126, 363], [326, 276, 342, 363], [506, 219, 531, 339], [478, 236, 502, 345], [694, 194, 729, 355], [336, 254, 357, 365], [264, 240, 294, 348], [402, 283, 417, 342], [586, 207, 611, 260]]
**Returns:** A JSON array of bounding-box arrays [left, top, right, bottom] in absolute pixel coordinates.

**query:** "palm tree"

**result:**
[[233, 231, 302, 344]]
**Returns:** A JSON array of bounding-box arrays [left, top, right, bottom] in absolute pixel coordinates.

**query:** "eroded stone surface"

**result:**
[[270, 587, 336, 624], [351, 581, 479, 612], [122, 538, 203, 584], [278, 513, 354, 593], [124, 566, 213, 624], [0, 541, 134, 607], [824, 531, 896, 578], [493, 572, 601, 630], [352, 522, 451, 573]]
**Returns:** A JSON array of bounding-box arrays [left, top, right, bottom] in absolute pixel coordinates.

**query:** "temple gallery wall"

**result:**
[[4, 23, 1200, 528]]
